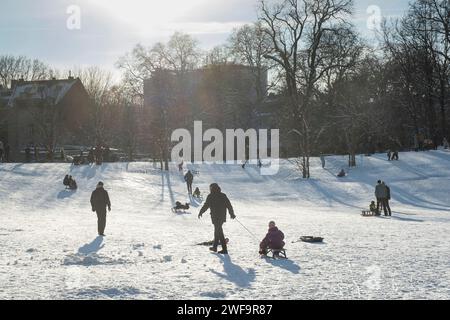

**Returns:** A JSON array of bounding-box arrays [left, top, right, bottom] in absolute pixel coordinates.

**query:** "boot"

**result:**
[[218, 245, 228, 255], [209, 247, 217, 253]]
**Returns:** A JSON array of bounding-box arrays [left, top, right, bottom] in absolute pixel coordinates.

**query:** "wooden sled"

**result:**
[[361, 210, 378, 217], [266, 248, 287, 259]]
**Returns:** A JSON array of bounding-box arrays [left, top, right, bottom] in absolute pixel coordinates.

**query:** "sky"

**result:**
[[0, 0, 410, 77]]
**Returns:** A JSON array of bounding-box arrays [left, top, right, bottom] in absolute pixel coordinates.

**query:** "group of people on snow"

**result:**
[[196, 182, 285, 256], [63, 175, 78, 190], [73, 145, 112, 166], [370, 180, 392, 216]]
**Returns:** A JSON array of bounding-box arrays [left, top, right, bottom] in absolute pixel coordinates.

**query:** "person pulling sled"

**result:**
[[198, 183, 235, 255]]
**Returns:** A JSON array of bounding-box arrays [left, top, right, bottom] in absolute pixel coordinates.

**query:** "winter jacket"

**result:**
[[260, 227, 285, 250], [375, 183, 388, 199], [90, 187, 111, 212], [199, 192, 235, 225], [184, 171, 193, 183], [63, 176, 70, 186]]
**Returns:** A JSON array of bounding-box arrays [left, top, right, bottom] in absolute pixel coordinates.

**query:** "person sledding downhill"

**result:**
[[172, 201, 190, 213], [193, 187, 202, 199], [198, 183, 236, 255], [259, 221, 286, 258]]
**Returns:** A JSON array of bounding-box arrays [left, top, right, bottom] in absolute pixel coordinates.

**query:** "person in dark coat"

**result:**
[[198, 183, 236, 254], [259, 221, 285, 256], [87, 148, 95, 164], [90, 181, 111, 236], [25, 146, 31, 163], [63, 175, 70, 187], [184, 170, 194, 194], [375, 180, 391, 216], [69, 178, 78, 190], [385, 184, 392, 216]]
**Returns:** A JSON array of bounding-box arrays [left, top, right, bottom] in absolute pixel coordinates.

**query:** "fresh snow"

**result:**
[[1, 151, 450, 300]]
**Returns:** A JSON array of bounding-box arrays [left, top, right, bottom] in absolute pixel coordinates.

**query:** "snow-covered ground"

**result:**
[[1, 150, 450, 300]]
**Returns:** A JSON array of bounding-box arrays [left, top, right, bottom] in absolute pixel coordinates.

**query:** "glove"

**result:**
[[92, 208, 95, 212], [108, 206, 111, 212], [198, 213, 203, 219], [230, 214, 236, 220]]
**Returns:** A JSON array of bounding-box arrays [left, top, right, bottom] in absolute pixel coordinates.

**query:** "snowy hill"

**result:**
[[1, 150, 450, 299]]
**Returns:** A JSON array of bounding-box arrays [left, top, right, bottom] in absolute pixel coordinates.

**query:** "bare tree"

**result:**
[[259, 0, 354, 178], [0, 55, 53, 88], [117, 32, 201, 169]]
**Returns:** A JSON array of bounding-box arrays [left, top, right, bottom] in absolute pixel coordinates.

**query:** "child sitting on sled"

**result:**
[[259, 221, 285, 256], [369, 201, 377, 214], [193, 187, 201, 199]]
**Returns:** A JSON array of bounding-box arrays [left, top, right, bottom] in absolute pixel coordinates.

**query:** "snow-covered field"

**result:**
[[1, 151, 450, 300]]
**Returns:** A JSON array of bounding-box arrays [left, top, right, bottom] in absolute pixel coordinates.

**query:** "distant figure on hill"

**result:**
[[443, 137, 449, 149], [259, 221, 285, 257], [391, 150, 399, 161], [90, 182, 111, 236], [4, 143, 10, 162], [87, 148, 95, 164], [25, 146, 32, 162], [63, 175, 70, 188], [69, 178, 77, 190], [193, 187, 201, 199], [337, 169, 346, 177], [178, 161, 184, 172], [320, 154, 326, 168], [184, 170, 194, 195]]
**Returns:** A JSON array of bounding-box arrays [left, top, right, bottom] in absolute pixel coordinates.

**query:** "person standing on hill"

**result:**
[[375, 180, 391, 216], [385, 183, 392, 216], [320, 154, 326, 169], [184, 170, 194, 195], [198, 183, 236, 255], [90, 181, 111, 236]]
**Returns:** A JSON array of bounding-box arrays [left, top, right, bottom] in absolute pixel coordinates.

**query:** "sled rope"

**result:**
[[235, 218, 259, 243]]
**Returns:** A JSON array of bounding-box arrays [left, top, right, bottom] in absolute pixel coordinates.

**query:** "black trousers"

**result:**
[[213, 223, 227, 250], [96, 209, 107, 235], [187, 182, 193, 194], [377, 198, 391, 216]]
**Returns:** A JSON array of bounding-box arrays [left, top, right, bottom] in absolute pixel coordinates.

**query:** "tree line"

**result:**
[[1, 0, 449, 176]]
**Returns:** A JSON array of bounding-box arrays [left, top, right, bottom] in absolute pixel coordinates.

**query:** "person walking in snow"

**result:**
[[259, 221, 285, 256], [184, 170, 194, 195], [90, 181, 111, 236], [320, 154, 326, 168], [198, 183, 236, 255]]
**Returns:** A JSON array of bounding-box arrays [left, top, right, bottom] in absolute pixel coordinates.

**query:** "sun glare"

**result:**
[[90, 0, 207, 31]]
